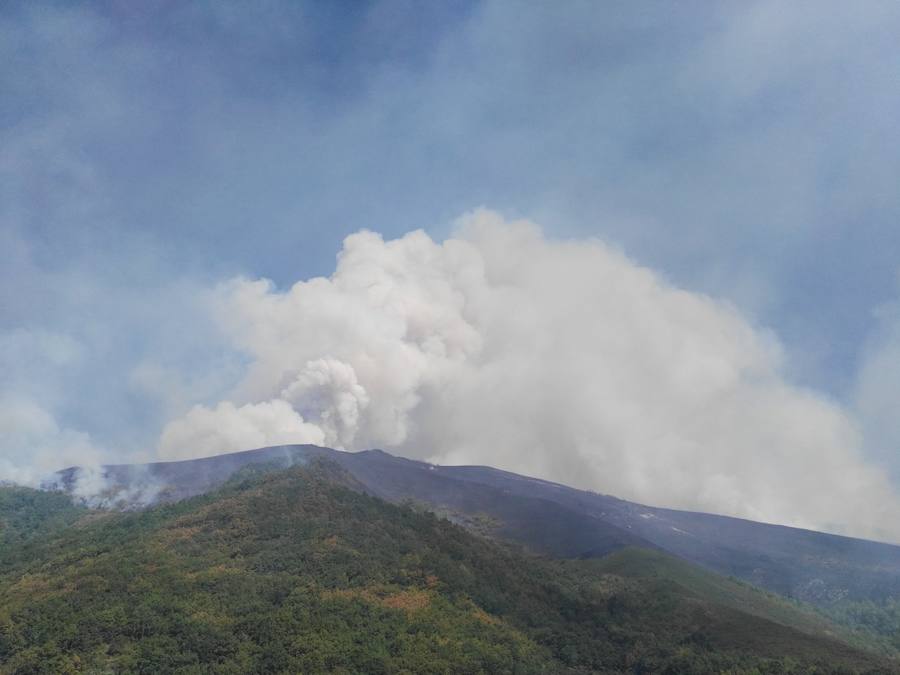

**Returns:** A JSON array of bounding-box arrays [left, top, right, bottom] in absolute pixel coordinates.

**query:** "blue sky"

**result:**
[[3, 1, 900, 532]]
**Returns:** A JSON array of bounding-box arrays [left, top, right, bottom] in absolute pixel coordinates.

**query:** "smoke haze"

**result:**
[[3, 1, 900, 544], [157, 211, 900, 542]]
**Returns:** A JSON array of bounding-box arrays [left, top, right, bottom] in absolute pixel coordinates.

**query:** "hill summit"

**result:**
[[44, 444, 900, 610], [1, 458, 893, 673]]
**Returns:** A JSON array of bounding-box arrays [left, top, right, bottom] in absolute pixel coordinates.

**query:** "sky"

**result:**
[[2, 0, 900, 541]]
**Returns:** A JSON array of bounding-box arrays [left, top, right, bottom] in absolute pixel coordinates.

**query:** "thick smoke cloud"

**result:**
[[160, 400, 324, 461], [3, 1, 900, 525], [159, 211, 900, 542]]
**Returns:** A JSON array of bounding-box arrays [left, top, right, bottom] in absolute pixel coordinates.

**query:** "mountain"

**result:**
[[2, 459, 893, 673], [45, 445, 900, 608]]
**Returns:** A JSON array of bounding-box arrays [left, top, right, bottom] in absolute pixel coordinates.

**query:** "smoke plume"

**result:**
[[158, 210, 900, 542]]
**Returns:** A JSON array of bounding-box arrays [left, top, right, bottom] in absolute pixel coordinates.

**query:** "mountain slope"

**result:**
[[46, 444, 900, 611], [435, 462, 900, 605], [3, 460, 891, 673]]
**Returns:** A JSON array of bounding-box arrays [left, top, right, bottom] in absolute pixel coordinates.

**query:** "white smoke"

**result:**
[[280, 358, 370, 449], [0, 396, 105, 486], [159, 400, 325, 461], [854, 296, 900, 480], [69, 464, 165, 510], [158, 210, 900, 541]]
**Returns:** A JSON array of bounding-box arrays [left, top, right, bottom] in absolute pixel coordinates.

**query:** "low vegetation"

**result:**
[[825, 599, 900, 655], [0, 461, 893, 673]]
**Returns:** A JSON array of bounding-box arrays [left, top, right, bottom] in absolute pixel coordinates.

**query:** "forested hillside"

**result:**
[[0, 461, 893, 673]]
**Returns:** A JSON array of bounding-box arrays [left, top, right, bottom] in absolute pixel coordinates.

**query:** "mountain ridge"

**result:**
[[40, 444, 900, 610], [2, 459, 893, 673]]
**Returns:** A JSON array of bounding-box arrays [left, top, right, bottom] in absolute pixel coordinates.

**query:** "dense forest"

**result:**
[[0, 461, 895, 674]]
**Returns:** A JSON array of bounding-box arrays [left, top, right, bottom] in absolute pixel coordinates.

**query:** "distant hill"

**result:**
[[2, 460, 892, 673], [44, 444, 900, 608]]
